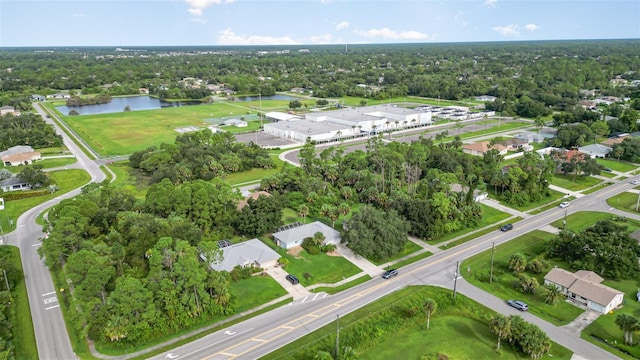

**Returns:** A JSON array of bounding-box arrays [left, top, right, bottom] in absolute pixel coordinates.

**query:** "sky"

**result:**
[[1, 0, 639, 47]]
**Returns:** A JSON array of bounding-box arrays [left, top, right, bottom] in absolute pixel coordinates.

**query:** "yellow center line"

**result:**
[[204, 209, 565, 359]]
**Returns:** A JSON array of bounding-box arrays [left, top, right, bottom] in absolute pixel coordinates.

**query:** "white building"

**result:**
[[544, 268, 624, 314]]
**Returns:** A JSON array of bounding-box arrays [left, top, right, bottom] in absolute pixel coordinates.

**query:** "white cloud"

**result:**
[[524, 23, 539, 31], [216, 28, 299, 45], [355, 27, 430, 40], [320, 0, 332, 3], [336, 21, 350, 31], [483, 0, 497, 7], [190, 17, 207, 24], [492, 24, 520, 37], [184, 0, 234, 17], [309, 34, 332, 44]]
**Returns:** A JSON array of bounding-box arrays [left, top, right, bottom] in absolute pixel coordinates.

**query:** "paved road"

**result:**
[[150, 179, 635, 360], [5, 103, 106, 360]]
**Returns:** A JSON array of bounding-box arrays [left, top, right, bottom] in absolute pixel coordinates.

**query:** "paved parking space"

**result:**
[[263, 265, 311, 299]]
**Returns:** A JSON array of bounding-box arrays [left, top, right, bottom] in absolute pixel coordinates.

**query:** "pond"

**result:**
[[56, 96, 200, 115]]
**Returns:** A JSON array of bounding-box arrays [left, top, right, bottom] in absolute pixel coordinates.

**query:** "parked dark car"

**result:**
[[507, 300, 528, 311], [286, 274, 299, 285], [500, 224, 514, 232], [382, 269, 399, 279]]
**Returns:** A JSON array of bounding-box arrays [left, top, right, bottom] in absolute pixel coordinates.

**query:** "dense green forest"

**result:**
[[0, 113, 62, 149], [1, 40, 639, 120]]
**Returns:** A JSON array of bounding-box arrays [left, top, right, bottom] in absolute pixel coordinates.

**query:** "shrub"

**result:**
[[229, 265, 255, 282], [303, 237, 321, 255], [278, 257, 289, 267]]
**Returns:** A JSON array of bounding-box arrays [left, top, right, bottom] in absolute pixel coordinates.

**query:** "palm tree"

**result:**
[[423, 298, 437, 330], [298, 204, 309, 223], [451, 135, 463, 149], [508, 253, 527, 273], [489, 314, 511, 351], [544, 283, 562, 305], [615, 314, 639, 345], [534, 116, 545, 131]]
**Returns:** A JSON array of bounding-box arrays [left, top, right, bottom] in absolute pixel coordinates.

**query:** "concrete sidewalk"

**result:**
[[335, 243, 382, 277]]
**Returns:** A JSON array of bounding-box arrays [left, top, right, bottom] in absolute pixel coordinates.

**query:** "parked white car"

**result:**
[[631, 180, 640, 185], [559, 202, 570, 208]]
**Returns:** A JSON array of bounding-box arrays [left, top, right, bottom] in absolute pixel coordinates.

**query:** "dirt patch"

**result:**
[[326, 250, 342, 257], [287, 246, 304, 258]]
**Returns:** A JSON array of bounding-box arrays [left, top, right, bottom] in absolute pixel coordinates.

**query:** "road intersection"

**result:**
[[6, 108, 635, 359]]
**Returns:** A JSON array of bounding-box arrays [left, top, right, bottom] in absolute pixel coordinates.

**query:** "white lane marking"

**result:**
[[224, 330, 236, 335], [170, 328, 253, 359], [165, 354, 179, 359], [43, 297, 58, 305], [45, 305, 60, 310], [32, 243, 42, 247], [300, 296, 308, 303], [42, 291, 56, 296]]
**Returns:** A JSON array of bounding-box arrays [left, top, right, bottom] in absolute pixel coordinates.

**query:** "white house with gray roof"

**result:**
[[207, 239, 280, 272], [544, 268, 624, 314], [272, 221, 341, 249], [578, 144, 612, 159]]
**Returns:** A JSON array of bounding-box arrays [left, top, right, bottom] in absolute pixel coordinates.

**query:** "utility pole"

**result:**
[[335, 314, 340, 358], [489, 242, 495, 283], [563, 208, 568, 230], [453, 260, 459, 299]]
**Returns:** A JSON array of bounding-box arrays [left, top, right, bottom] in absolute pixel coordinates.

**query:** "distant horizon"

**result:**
[[1, 38, 638, 50], [2, 0, 638, 47]]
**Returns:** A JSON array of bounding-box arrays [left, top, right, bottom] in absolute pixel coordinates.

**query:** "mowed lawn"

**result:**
[[283, 249, 361, 286], [58, 101, 286, 156], [551, 174, 603, 191], [359, 316, 566, 360], [230, 275, 288, 312]]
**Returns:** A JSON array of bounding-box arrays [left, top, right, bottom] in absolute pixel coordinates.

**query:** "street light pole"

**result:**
[[453, 260, 459, 299], [563, 208, 568, 230]]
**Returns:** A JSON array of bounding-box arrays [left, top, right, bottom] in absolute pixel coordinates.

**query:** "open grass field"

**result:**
[[107, 161, 149, 198], [606, 191, 640, 215], [0, 169, 91, 233], [57, 100, 285, 156], [262, 286, 572, 360], [596, 158, 638, 173], [551, 174, 603, 191], [3, 246, 38, 360], [229, 275, 288, 312], [549, 211, 624, 233], [283, 249, 362, 286]]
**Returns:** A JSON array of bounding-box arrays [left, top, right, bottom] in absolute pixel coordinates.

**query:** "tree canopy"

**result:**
[[547, 219, 640, 280]]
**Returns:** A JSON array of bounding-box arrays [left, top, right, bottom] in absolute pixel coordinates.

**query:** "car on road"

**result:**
[[285, 274, 299, 285], [507, 300, 529, 311], [631, 180, 640, 185], [559, 201, 570, 208], [382, 269, 398, 279], [500, 224, 513, 232]]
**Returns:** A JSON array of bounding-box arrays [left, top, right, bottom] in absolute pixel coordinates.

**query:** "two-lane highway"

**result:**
[[151, 179, 634, 360], [6, 103, 106, 360]]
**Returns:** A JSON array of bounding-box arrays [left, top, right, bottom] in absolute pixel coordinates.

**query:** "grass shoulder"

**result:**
[[261, 286, 572, 360]]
